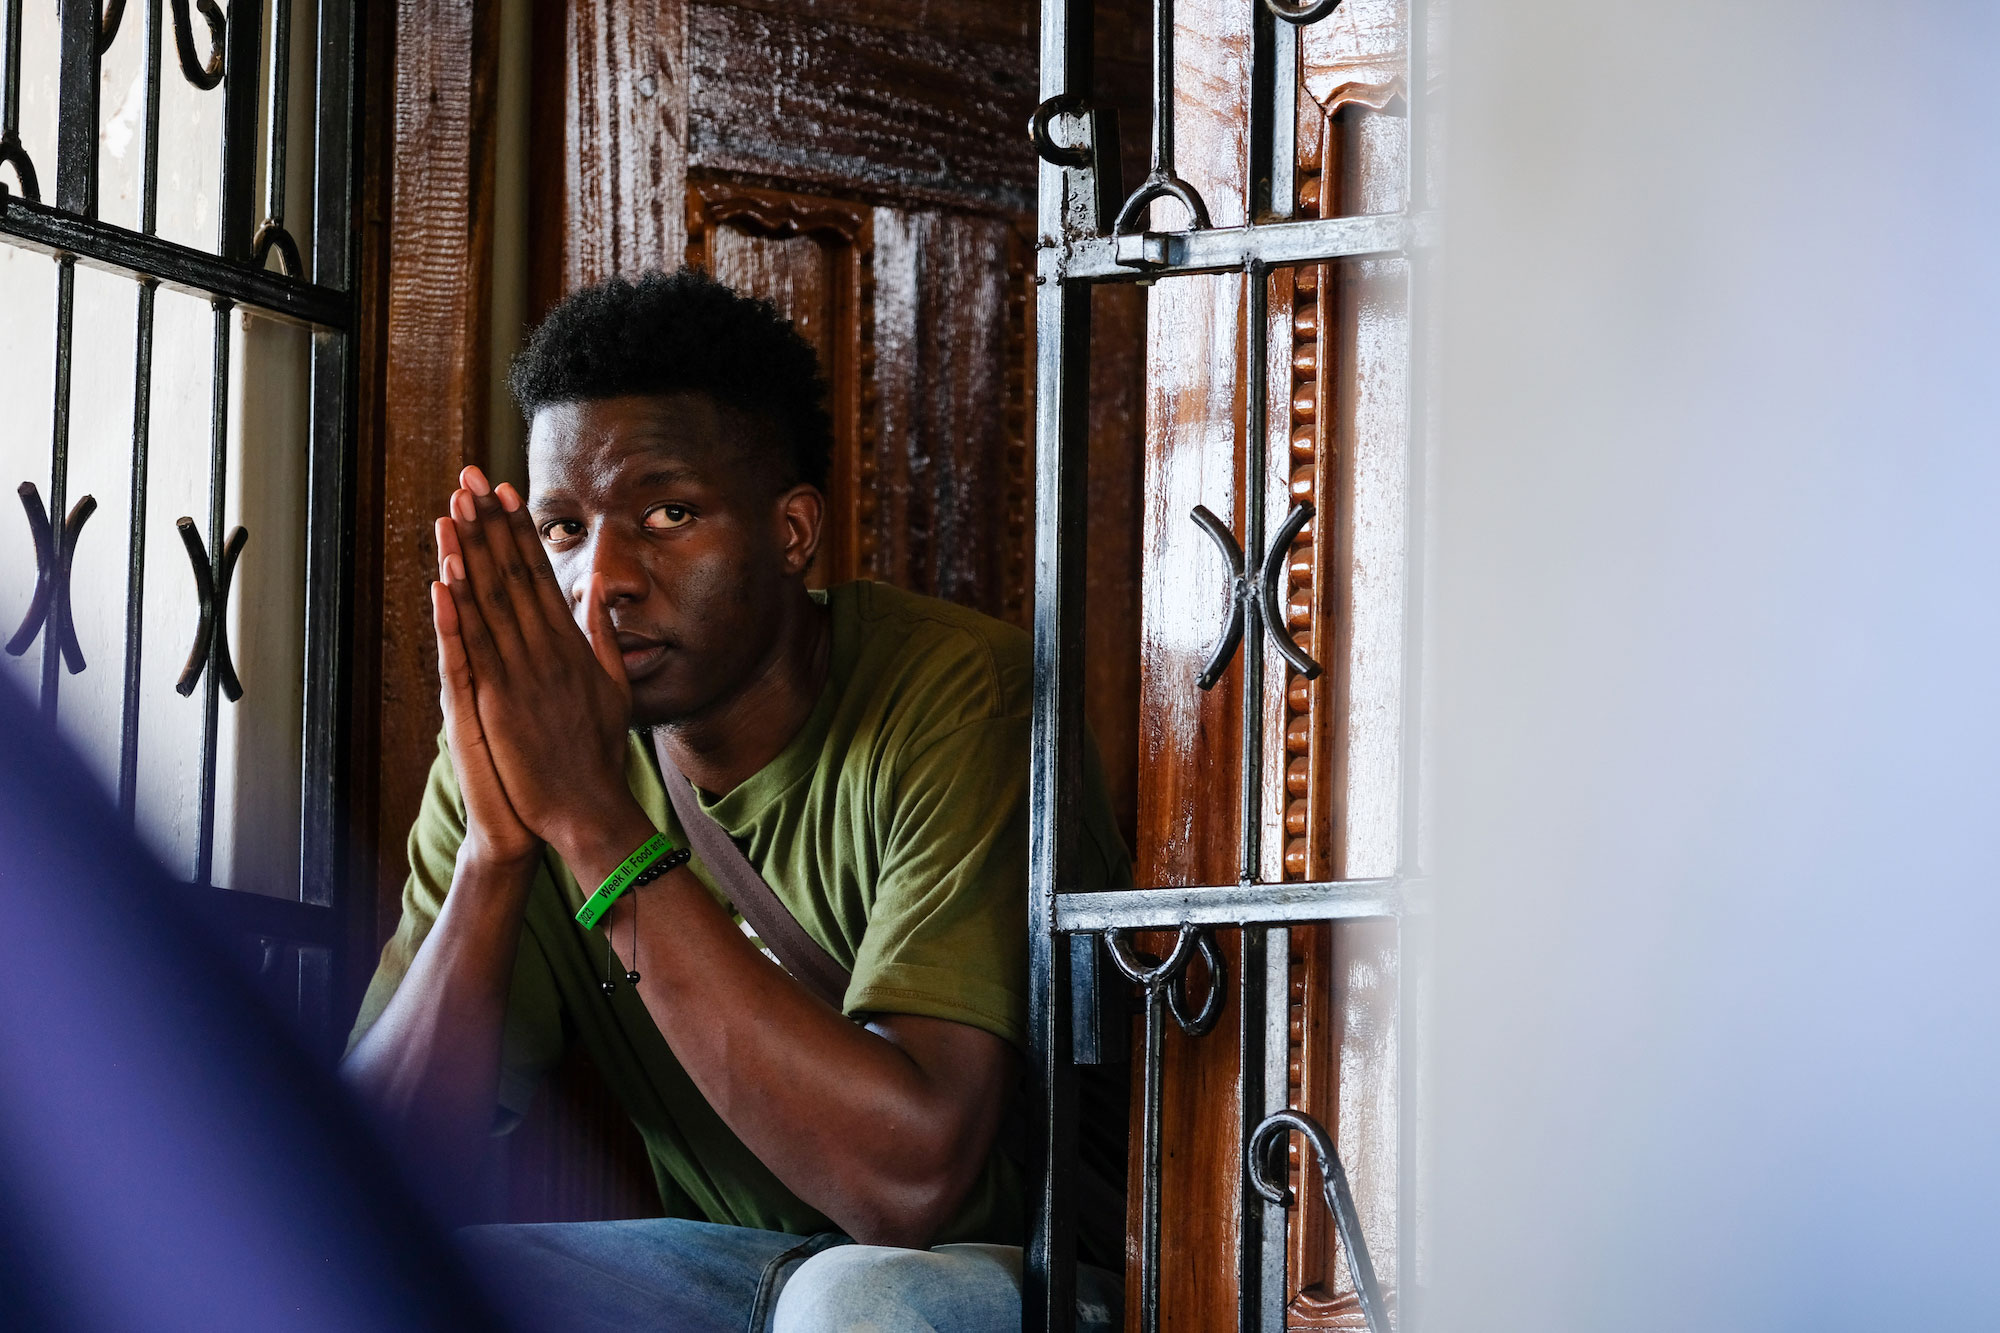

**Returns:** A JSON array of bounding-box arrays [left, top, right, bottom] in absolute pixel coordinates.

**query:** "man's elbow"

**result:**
[[840, 1150, 980, 1250]]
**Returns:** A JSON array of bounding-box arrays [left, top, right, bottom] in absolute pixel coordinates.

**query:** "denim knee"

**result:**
[[772, 1243, 1020, 1333]]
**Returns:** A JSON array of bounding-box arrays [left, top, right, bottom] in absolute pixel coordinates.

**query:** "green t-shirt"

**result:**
[[348, 580, 1131, 1249]]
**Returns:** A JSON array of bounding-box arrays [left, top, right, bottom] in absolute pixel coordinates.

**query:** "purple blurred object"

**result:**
[[0, 677, 508, 1331]]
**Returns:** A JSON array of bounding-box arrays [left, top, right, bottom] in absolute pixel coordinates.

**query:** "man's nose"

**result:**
[[573, 530, 649, 608]]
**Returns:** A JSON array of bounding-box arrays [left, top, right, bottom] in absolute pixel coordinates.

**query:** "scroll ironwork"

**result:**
[[1191, 499, 1324, 690], [170, 0, 224, 90], [174, 517, 246, 701], [7, 481, 95, 673], [1247, 1108, 1392, 1333]]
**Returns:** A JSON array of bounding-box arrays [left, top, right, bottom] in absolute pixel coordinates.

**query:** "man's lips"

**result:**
[[614, 631, 674, 678]]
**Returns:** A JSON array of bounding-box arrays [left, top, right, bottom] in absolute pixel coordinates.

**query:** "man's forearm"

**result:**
[[341, 848, 537, 1194], [569, 819, 1008, 1248]]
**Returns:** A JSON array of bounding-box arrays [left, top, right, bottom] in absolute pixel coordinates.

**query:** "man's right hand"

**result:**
[[432, 524, 540, 871]]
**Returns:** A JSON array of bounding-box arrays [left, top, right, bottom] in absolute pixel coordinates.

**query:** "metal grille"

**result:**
[[1026, 1, 1430, 1330], [0, 0, 360, 1047]]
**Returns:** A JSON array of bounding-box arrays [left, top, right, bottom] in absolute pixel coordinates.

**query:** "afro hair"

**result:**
[[508, 268, 834, 492]]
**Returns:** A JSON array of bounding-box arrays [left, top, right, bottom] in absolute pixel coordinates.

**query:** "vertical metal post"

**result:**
[[263, 0, 291, 228], [218, 0, 264, 258], [54, 0, 99, 216], [194, 301, 232, 886], [120, 0, 167, 820], [119, 279, 157, 819], [40, 258, 76, 719], [297, 0, 360, 1047], [1027, 0, 1093, 1322]]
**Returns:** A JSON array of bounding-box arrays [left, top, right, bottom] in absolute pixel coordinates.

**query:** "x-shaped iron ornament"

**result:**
[[1190, 500, 1324, 690], [175, 517, 248, 701], [6, 482, 96, 673]]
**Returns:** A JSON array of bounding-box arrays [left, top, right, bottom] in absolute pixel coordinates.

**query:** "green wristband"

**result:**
[[575, 832, 675, 930]]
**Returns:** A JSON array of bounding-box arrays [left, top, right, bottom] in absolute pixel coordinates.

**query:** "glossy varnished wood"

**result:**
[[373, 0, 502, 937], [566, 0, 689, 283], [685, 182, 875, 588], [1127, 0, 1256, 1327], [687, 2, 1037, 215]]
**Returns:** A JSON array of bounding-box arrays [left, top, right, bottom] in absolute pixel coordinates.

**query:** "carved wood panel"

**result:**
[[685, 181, 877, 589]]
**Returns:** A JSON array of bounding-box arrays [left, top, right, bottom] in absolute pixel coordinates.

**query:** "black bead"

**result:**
[[600, 980, 617, 995], [625, 970, 641, 985]]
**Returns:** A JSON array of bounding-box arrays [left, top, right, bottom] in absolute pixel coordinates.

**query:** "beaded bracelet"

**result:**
[[574, 832, 687, 930]]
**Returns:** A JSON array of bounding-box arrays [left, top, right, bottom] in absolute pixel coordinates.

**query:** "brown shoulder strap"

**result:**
[[651, 738, 852, 1011]]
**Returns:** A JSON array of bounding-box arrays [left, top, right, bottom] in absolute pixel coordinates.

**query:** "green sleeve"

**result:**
[[342, 733, 567, 1127], [845, 714, 1035, 1049]]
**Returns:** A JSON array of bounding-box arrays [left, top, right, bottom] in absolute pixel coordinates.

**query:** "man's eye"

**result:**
[[539, 519, 585, 544], [644, 504, 693, 530]]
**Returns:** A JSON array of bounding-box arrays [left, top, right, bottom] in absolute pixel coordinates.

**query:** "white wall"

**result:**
[[1425, 3, 2000, 1328]]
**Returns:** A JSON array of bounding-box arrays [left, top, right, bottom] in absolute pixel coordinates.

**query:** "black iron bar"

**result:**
[[265, 0, 289, 224], [40, 258, 76, 717], [0, 194, 351, 323], [100, 0, 128, 50], [217, 0, 261, 260], [250, 0, 301, 275], [141, 0, 163, 231], [120, 0, 166, 819], [1247, 1109, 1391, 1333], [117, 285, 155, 817], [296, 0, 358, 944], [193, 300, 230, 887], [55, 0, 99, 216]]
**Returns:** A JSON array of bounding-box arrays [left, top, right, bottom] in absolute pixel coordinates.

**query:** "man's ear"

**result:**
[[777, 484, 825, 576]]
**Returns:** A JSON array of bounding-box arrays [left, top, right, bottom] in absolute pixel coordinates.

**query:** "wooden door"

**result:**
[[1114, 0, 1415, 1328]]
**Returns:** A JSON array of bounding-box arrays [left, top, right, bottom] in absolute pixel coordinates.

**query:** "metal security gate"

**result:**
[[1026, 1, 1429, 1330], [0, 0, 361, 1048]]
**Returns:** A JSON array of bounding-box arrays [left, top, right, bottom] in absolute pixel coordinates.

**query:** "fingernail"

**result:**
[[463, 466, 491, 497], [453, 490, 475, 522], [497, 483, 521, 513], [445, 553, 465, 583]]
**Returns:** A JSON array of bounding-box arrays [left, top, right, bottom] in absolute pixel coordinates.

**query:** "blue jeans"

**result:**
[[457, 1218, 1123, 1333]]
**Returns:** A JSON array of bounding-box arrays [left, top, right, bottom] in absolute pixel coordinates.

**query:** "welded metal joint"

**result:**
[[174, 517, 247, 701], [1110, 0, 1214, 269], [1192, 500, 1323, 689], [1247, 1108, 1392, 1332], [170, 0, 225, 90], [6, 482, 94, 672], [1262, 0, 1346, 23]]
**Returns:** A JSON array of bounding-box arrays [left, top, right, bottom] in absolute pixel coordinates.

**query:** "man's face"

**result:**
[[526, 393, 821, 727]]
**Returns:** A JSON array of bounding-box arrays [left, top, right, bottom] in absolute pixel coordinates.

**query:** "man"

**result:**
[[342, 270, 1128, 1332]]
